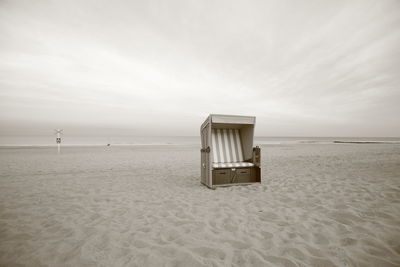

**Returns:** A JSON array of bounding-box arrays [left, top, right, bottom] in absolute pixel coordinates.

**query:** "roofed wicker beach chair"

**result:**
[[200, 114, 261, 189]]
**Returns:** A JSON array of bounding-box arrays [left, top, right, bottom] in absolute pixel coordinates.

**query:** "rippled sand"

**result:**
[[1, 144, 400, 266]]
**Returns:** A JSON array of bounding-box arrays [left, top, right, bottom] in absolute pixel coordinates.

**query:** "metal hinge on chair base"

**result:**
[[200, 146, 210, 153]]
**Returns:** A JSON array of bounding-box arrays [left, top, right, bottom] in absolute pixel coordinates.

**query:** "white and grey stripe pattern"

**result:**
[[212, 162, 254, 168], [211, 128, 252, 168], [211, 128, 244, 163]]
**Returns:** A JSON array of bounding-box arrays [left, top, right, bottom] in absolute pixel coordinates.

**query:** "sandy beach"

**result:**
[[1, 143, 400, 266]]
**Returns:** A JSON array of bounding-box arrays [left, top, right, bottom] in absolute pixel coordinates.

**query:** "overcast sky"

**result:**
[[1, 0, 399, 137]]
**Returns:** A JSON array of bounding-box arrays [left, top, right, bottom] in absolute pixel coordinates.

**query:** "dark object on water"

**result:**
[[200, 114, 261, 189], [107, 143, 111, 146]]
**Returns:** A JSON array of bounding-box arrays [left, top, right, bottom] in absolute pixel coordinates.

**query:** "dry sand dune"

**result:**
[[1, 144, 400, 266]]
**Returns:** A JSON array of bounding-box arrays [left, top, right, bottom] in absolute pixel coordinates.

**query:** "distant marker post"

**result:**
[[55, 129, 63, 154]]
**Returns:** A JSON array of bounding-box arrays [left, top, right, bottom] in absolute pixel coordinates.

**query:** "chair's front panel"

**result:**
[[213, 169, 231, 185], [212, 167, 260, 185], [236, 168, 251, 183]]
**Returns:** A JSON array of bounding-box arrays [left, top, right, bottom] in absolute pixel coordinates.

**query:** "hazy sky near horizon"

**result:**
[[1, 0, 399, 137]]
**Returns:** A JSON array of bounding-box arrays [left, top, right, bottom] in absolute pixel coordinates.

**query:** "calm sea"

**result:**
[[0, 135, 399, 146]]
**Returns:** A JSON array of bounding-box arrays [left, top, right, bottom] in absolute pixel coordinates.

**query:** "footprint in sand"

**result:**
[[137, 226, 151, 233], [312, 233, 329, 245], [340, 237, 358, 246], [386, 237, 400, 255], [132, 239, 150, 249], [265, 256, 297, 267], [258, 211, 279, 222], [360, 238, 397, 259], [303, 245, 324, 258], [281, 247, 306, 261], [309, 257, 338, 267], [261, 231, 273, 239], [191, 246, 226, 261], [159, 210, 169, 217], [160, 229, 181, 242], [232, 251, 268, 267], [226, 239, 252, 249]]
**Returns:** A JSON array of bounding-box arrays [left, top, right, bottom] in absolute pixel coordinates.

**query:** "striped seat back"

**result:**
[[211, 128, 244, 163]]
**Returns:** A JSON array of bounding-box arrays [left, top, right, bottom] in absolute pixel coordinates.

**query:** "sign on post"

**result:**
[[54, 129, 63, 154]]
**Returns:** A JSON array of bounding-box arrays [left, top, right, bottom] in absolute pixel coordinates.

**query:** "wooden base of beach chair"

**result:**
[[212, 166, 261, 186]]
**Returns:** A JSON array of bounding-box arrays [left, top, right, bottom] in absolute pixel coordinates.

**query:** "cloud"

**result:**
[[0, 0, 399, 136]]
